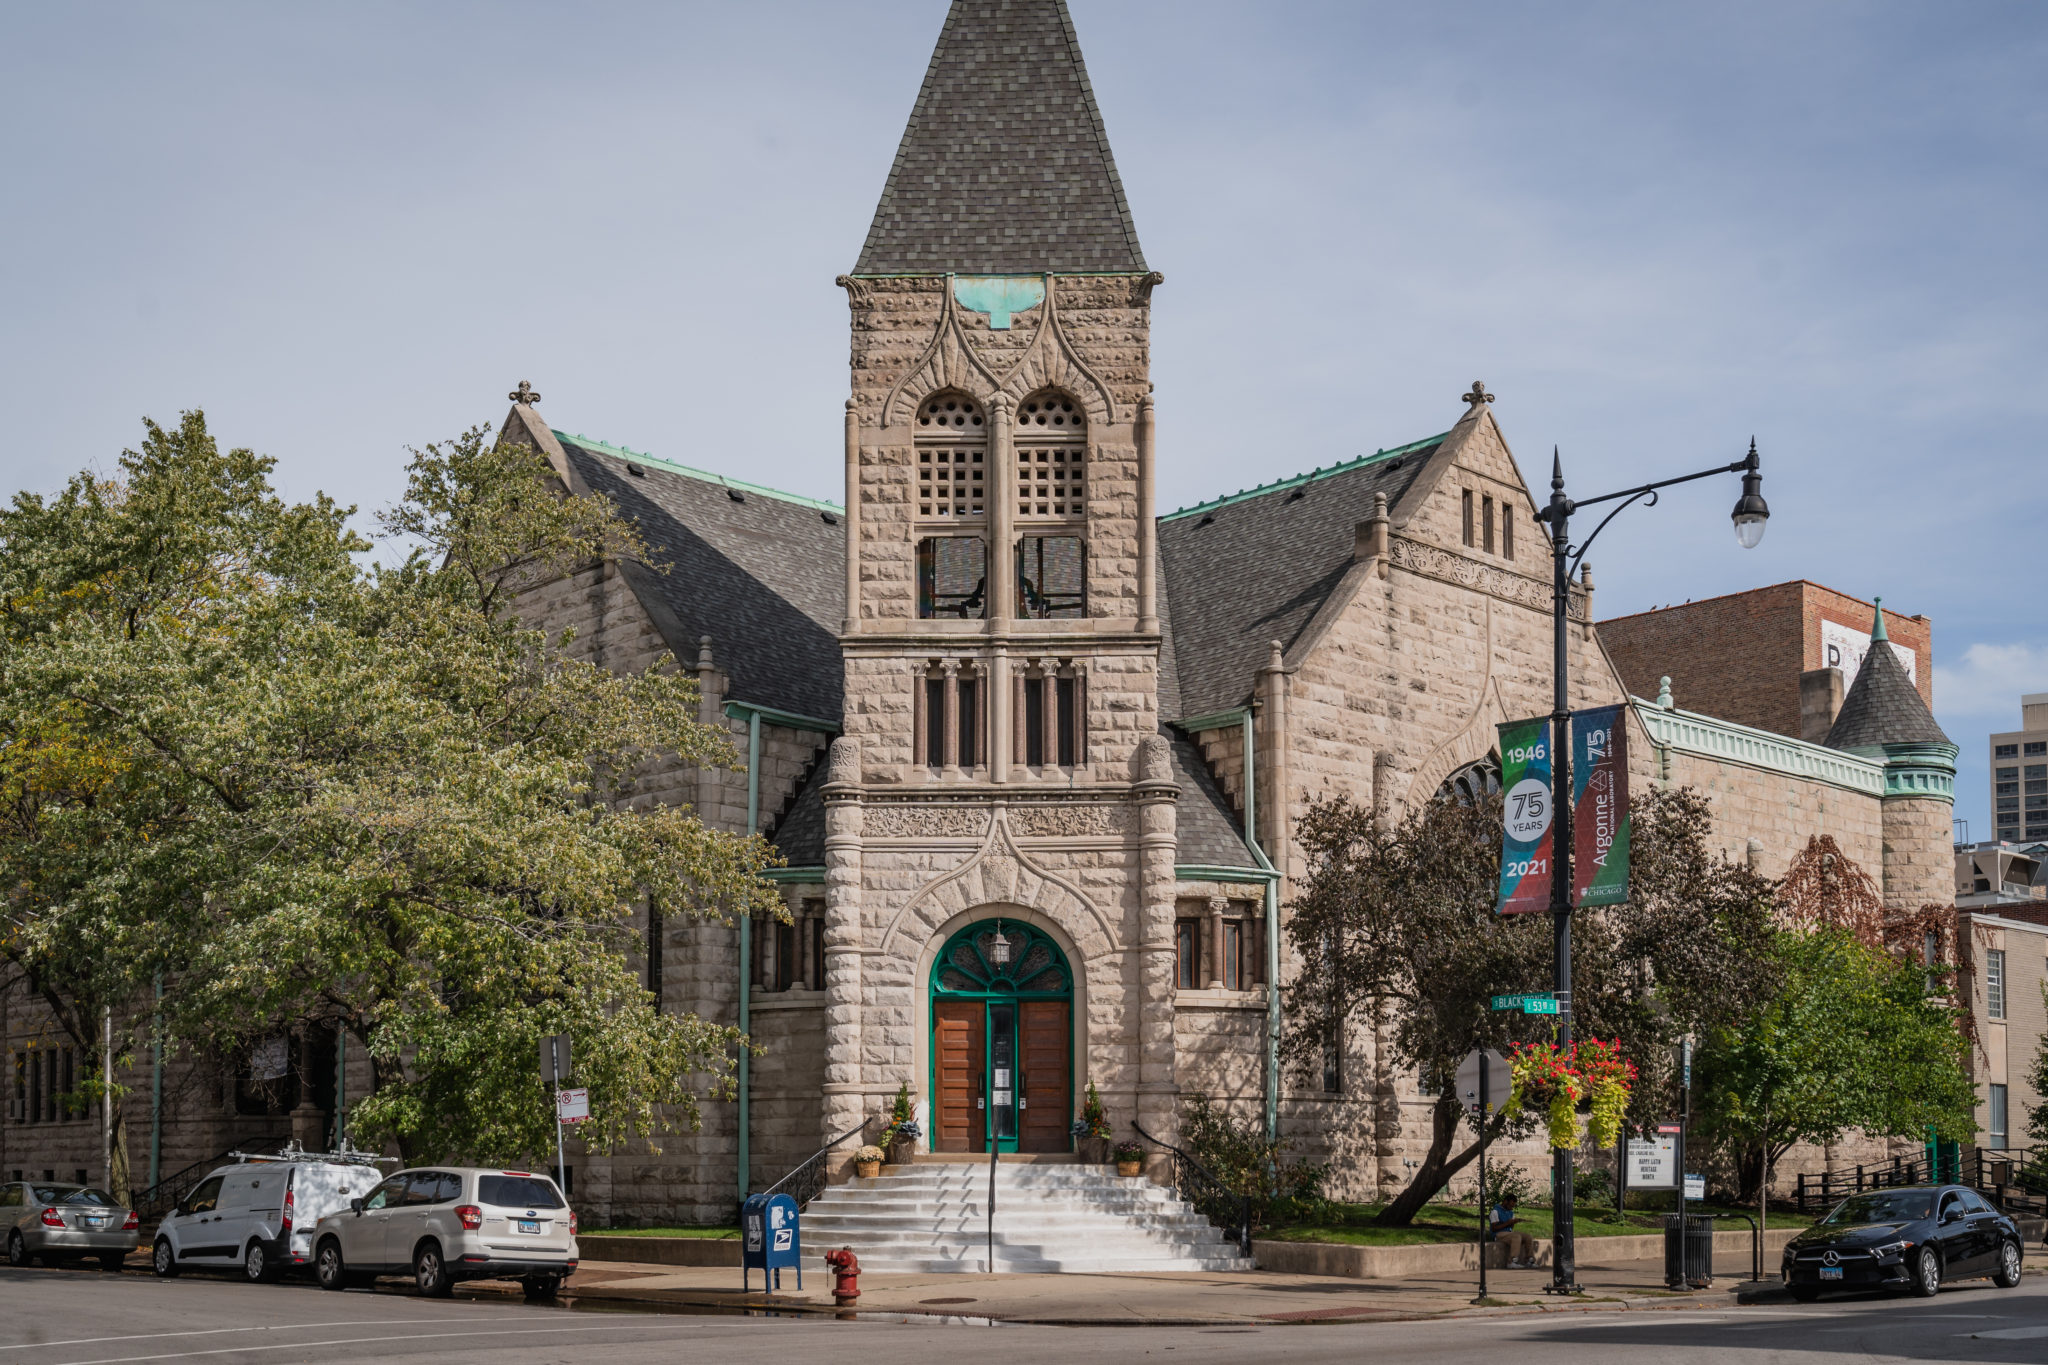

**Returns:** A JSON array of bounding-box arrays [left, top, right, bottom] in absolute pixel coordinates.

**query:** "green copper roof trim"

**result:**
[[1176, 864, 1278, 883], [761, 866, 826, 884], [1839, 738, 1958, 804], [1160, 432, 1449, 523], [722, 700, 842, 734], [1870, 595, 1889, 643], [552, 430, 844, 514]]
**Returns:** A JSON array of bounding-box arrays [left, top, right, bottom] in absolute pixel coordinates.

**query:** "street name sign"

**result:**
[[1489, 993, 1560, 1015]]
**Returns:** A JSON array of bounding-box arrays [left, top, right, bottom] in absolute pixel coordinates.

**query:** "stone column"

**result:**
[[941, 660, 960, 772], [1136, 392, 1159, 634], [820, 737, 866, 1154], [990, 648, 1010, 784], [1206, 896, 1226, 990], [842, 399, 860, 635], [989, 394, 1016, 625], [1132, 736, 1181, 1153], [1261, 640, 1291, 875]]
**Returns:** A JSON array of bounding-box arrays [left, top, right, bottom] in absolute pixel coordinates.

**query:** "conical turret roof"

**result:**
[[1826, 604, 1949, 750], [852, 0, 1147, 275]]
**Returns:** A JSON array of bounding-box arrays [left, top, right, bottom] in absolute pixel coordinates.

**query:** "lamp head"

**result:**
[[1731, 438, 1768, 549], [988, 922, 1011, 966]]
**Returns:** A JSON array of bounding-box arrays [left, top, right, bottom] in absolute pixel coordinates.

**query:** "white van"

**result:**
[[152, 1152, 387, 1282]]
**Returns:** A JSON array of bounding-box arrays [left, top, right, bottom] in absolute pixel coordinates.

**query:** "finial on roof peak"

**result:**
[[509, 380, 541, 406], [1870, 596, 1887, 643], [1462, 381, 1494, 408], [1657, 676, 1673, 709]]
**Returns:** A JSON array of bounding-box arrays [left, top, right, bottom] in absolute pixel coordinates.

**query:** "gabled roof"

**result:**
[[1156, 437, 1441, 720], [1826, 620, 1950, 751], [554, 434, 847, 723], [1165, 728, 1259, 869], [852, 0, 1147, 275]]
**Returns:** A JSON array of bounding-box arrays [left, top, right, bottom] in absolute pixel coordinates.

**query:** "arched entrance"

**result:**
[[928, 919, 1073, 1153]]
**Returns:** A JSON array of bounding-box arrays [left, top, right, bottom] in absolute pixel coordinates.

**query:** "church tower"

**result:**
[[820, 0, 1176, 1159]]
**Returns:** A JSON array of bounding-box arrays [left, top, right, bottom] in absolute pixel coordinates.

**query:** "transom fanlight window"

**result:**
[[1016, 392, 1085, 519], [917, 394, 986, 519]]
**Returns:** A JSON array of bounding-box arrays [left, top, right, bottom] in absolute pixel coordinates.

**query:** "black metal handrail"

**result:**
[[1789, 1145, 2045, 1220], [131, 1132, 290, 1221], [1131, 1120, 1252, 1258], [756, 1117, 874, 1212]]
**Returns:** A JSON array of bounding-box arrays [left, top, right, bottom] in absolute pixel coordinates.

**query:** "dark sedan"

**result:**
[[1782, 1185, 2024, 1300]]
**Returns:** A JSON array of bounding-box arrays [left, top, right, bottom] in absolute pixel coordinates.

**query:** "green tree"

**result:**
[[1284, 785, 1774, 1225], [0, 412, 782, 1173], [1691, 926, 1977, 1198]]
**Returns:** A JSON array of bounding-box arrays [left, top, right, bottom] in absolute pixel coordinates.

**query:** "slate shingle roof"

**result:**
[[852, 0, 1147, 275], [766, 758, 829, 867], [556, 437, 847, 723], [1166, 728, 1258, 869], [1825, 636, 1951, 750], [1156, 443, 1440, 721]]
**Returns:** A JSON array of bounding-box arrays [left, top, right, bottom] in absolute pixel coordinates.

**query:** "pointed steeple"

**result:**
[[1825, 600, 1949, 751], [1868, 595, 1888, 643], [853, 0, 1147, 275]]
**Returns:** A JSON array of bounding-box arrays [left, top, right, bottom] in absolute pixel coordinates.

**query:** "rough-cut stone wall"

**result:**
[[1658, 750, 1884, 881], [1882, 797, 1957, 913]]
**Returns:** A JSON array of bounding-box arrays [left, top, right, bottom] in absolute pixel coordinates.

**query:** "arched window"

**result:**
[[1438, 755, 1503, 806], [916, 393, 986, 520], [1014, 392, 1085, 520]]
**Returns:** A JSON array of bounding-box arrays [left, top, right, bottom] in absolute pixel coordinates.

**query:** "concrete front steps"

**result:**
[[799, 1158, 1254, 1273]]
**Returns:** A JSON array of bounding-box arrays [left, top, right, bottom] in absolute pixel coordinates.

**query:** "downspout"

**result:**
[[1239, 711, 1282, 1145], [739, 707, 761, 1201]]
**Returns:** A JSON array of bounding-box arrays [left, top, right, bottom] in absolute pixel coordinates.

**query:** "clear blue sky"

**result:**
[[3, 1, 2042, 838]]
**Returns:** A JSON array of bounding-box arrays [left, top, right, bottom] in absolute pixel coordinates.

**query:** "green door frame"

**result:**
[[928, 920, 1074, 1154]]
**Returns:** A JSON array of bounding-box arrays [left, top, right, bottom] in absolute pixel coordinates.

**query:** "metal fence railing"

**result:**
[[755, 1117, 874, 1213], [1791, 1145, 2044, 1219]]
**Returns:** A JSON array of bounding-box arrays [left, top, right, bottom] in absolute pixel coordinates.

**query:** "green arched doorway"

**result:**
[[928, 919, 1074, 1154]]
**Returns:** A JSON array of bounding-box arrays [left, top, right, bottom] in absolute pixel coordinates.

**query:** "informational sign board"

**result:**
[[1570, 704, 1631, 908], [1496, 717, 1555, 915], [740, 1192, 802, 1291], [1821, 619, 1916, 684], [1626, 1134, 1677, 1189], [555, 1087, 590, 1123], [1684, 1173, 1706, 1201], [1456, 1048, 1512, 1118]]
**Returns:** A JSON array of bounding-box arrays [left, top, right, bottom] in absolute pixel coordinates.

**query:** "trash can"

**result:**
[[1663, 1214, 1714, 1287]]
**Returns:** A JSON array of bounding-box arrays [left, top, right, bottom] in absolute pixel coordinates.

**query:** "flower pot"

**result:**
[[855, 1159, 881, 1179], [886, 1136, 916, 1166], [1077, 1136, 1111, 1164], [1116, 1159, 1143, 1177]]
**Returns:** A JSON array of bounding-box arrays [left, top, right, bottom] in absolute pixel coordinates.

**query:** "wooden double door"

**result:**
[[932, 997, 1069, 1153]]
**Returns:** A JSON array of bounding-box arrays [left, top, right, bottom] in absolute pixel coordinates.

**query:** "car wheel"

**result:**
[[6, 1230, 30, 1268], [100, 1253, 127, 1272], [1788, 1284, 1821, 1302], [244, 1239, 277, 1284], [152, 1238, 179, 1279], [1909, 1246, 1941, 1298], [413, 1242, 453, 1298], [315, 1239, 347, 1291], [1994, 1239, 2023, 1289], [522, 1276, 561, 1301]]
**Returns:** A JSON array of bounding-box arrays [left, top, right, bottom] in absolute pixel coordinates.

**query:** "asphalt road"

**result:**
[[4, 1260, 2046, 1363]]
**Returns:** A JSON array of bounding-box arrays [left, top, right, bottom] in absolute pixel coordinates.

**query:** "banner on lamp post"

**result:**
[[1495, 717, 1555, 915], [1570, 703, 1631, 907]]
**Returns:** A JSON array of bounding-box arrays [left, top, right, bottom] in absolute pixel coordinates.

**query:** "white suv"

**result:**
[[153, 1156, 382, 1282], [312, 1168, 578, 1299]]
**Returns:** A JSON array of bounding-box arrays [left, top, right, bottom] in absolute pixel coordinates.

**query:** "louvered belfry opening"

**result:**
[[916, 390, 990, 620]]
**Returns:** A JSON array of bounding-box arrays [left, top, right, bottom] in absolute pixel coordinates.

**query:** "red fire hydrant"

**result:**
[[824, 1246, 860, 1306]]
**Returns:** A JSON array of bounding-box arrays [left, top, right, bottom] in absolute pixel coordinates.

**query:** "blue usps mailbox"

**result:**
[[741, 1192, 802, 1291]]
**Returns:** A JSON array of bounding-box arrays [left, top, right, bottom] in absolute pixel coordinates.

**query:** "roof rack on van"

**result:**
[[231, 1139, 395, 1167]]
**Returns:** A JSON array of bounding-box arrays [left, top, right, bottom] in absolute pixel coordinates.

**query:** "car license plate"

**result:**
[[1819, 1266, 1843, 1281], [87, 1217, 107, 1228], [518, 1220, 541, 1235]]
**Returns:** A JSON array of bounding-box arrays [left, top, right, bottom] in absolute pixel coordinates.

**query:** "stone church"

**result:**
[[1, 0, 1957, 1226]]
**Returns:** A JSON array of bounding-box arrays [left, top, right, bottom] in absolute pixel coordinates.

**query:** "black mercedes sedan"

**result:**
[[1782, 1185, 2024, 1300]]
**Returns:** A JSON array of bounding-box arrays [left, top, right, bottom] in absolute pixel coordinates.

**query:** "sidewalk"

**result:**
[[466, 1244, 2015, 1326]]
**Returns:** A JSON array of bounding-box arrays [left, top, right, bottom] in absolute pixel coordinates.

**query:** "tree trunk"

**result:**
[[1372, 1091, 1501, 1226]]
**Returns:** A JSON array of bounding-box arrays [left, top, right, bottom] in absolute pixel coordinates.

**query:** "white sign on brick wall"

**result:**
[[1821, 619, 1916, 684]]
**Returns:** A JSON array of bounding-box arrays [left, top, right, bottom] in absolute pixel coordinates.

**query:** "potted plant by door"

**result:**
[[853, 1145, 885, 1179], [880, 1083, 921, 1166], [1071, 1082, 1112, 1163], [1114, 1140, 1145, 1178]]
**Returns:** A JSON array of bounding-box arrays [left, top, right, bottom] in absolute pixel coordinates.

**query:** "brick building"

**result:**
[[2, 0, 1968, 1219], [1600, 581, 1933, 743]]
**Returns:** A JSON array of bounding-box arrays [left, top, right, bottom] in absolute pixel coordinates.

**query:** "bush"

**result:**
[[1179, 1094, 1325, 1229], [1477, 1162, 1535, 1211], [1573, 1167, 1614, 1205]]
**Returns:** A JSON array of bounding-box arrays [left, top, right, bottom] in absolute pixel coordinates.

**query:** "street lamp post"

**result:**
[[1532, 438, 1768, 1295]]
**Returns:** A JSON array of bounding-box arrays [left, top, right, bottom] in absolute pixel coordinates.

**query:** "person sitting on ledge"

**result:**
[[1490, 1192, 1538, 1268]]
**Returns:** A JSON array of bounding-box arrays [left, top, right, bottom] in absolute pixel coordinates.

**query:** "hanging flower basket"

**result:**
[[1509, 1042, 1586, 1150], [1574, 1038, 1638, 1151]]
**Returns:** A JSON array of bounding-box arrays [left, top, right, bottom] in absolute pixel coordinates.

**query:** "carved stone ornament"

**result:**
[[861, 804, 992, 839], [508, 380, 541, 406], [881, 275, 1116, 428], [1388, 536, 1586, 621], [1008, 804, 1132, 837], [834, 274, 874, 307]]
